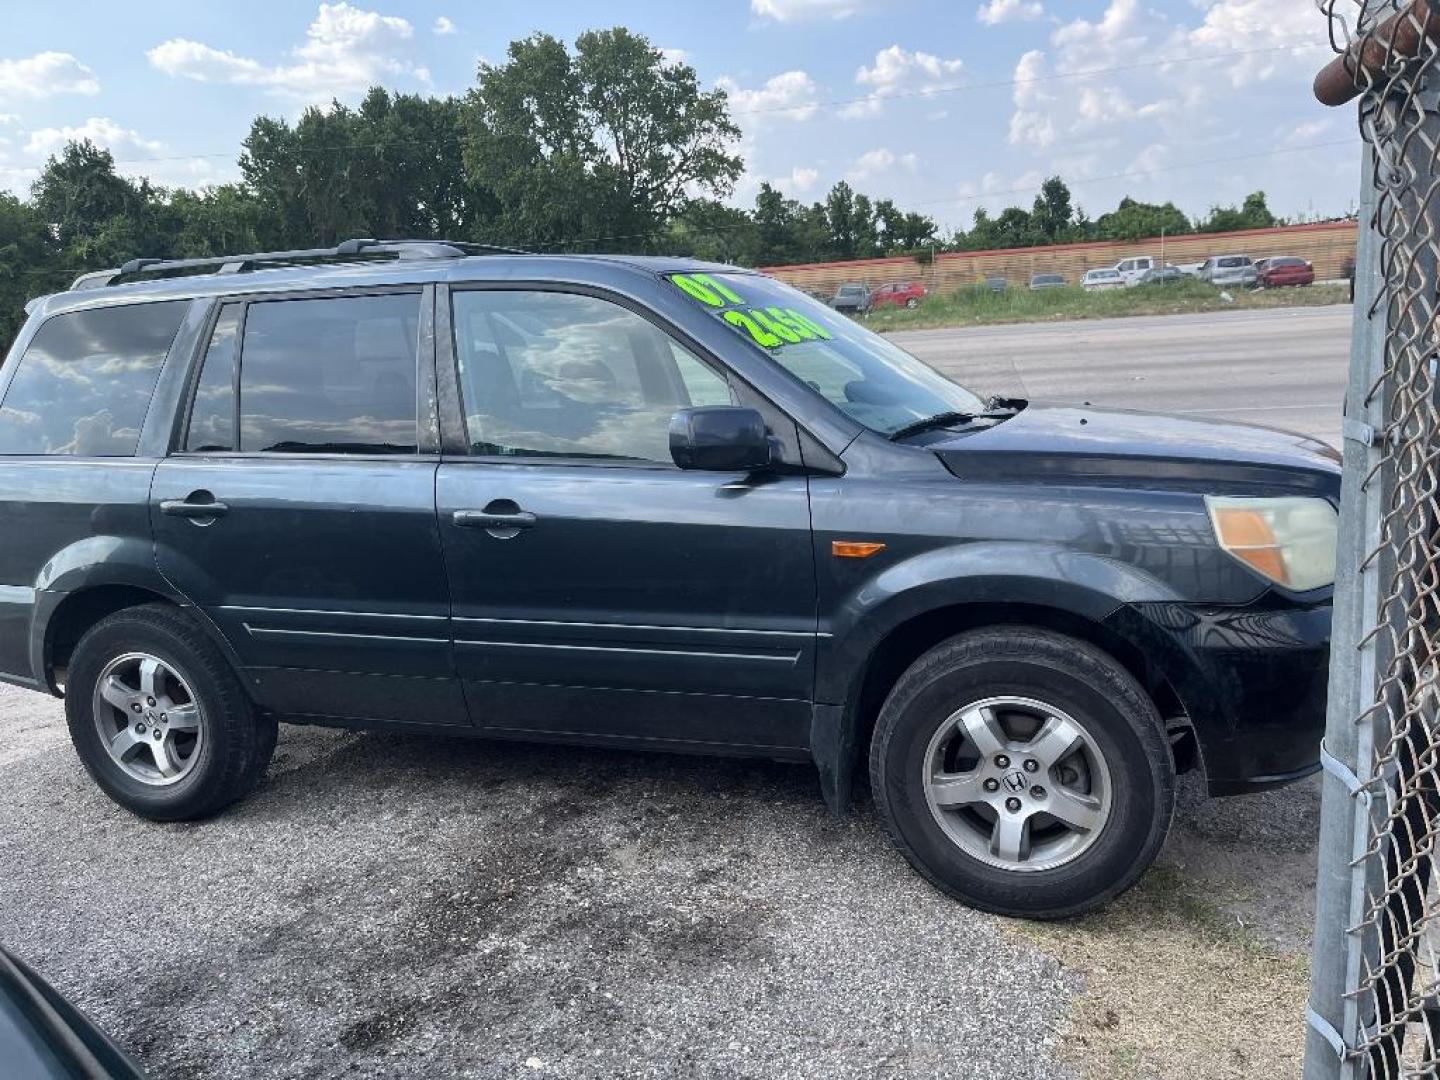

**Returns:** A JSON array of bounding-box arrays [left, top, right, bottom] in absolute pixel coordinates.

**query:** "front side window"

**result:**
[[0, 300, 187, 456], [668, 271, 986, 437], [237, 293, 419, 454], [451, 290, 734, 463]]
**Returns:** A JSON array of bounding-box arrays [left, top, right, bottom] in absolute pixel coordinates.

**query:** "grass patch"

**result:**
[[862, 279, 1350, 332], [1007, 864, 1310, 1080]]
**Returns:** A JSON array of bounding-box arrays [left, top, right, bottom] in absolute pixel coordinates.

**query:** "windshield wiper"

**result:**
[[888, 411, 978, 441], [890, 408, 1022, 441]]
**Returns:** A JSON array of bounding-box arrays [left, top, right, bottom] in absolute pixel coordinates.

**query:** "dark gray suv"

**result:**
[[0, 239, 1339, 918]]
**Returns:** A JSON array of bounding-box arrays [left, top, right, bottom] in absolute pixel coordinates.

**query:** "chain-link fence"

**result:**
[[1307, 3, 1440, 1078]]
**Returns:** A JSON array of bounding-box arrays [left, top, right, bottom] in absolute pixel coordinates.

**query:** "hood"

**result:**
[[929, 402, 1342, 496]]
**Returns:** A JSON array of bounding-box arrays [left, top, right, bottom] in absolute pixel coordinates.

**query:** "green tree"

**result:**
[[0, 193, 61, 351], [1197, 190, 1278, 233], [463, 28, 741, 250], [1093, 196, 1192, 242], [241, 88, 480, 247], [1031, 176, 1075, 243]]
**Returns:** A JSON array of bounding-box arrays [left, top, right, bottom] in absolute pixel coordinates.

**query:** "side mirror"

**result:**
[[669, 406, 772, 472]]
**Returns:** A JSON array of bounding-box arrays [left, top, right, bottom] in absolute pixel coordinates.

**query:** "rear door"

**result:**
[[0, 300, 192, 684], [152, 287, 464, 726], [433, 285, 817, 754]]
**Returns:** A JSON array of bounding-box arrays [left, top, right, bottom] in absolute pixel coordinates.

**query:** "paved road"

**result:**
[[892, 304, 1351, 446], [0, 305, 1345, 1079]]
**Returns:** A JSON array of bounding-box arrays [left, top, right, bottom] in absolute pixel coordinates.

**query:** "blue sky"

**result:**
[[0, 0, 1359, 235]]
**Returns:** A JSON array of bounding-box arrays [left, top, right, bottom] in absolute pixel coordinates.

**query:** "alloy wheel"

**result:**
[[922, 695, 1113, 872], [91, 652, 204, 787]]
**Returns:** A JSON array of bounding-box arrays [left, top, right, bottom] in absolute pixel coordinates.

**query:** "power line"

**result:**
[[536, 137, 1358, 251], [732, 39, 1329, 119], [98, 40, 1329, 169]]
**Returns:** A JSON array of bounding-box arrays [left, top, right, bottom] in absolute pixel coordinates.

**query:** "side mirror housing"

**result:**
[[669, 406, 772, 472]]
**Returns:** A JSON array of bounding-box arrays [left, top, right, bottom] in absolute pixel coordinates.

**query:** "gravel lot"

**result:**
[[0, 306, 1344, 1079]]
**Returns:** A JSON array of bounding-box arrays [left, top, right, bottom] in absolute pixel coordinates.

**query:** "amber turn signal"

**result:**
[[832, 540, 887, 559]]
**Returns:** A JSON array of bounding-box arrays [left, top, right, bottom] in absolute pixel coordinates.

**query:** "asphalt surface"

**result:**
[[0, 304, 1349, 1079], [892, 304, 1350, 446]]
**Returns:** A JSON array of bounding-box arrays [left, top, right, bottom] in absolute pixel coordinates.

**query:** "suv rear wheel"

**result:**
[[870, 627, 1175, 918], [64, 604, 276, 821]]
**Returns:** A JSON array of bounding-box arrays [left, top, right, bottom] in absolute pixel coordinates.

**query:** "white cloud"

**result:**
[[848, 147, 920, 181], [24, 117, 163, 160], [0, 52, 99, 101], [977, 0, 1044, 26], [750, 0, 879, 20], [842, 45, 963, 119], [788, 165, 820, 192], [148, 2, 426, 102], [717, 70, 819, 121], [659, 47, 690, 67], [1008, 49, 1056, 148], [433, 16, 456, 35]]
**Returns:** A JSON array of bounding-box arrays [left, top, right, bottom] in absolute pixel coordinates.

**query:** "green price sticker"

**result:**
[[668, 274, 835, 350]]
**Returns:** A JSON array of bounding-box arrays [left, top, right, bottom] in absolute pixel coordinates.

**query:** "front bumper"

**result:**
[[1106, 597, 1331, 796]]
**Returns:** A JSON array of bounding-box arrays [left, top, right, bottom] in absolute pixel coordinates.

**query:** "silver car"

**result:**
[[1199, 255, 1258, 287]]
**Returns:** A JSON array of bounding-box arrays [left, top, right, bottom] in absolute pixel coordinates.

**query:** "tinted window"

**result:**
[[0, 301, 186, 456], [185, 304, 240, 452], [239, 293, 419, 454], [451, 290, 734, 463]]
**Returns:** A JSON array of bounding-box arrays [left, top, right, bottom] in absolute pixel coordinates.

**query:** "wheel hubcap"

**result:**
[[922, 695, 1113, 873], [92, 652, 203, 787]]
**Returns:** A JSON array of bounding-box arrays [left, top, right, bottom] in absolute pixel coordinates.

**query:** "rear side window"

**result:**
[[185, 304, 240, 452], [0, 301, 187, 456], [237, 293, 420, 454]]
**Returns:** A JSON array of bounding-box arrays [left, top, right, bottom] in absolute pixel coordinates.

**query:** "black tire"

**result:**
[[869, 627, 1175, 919], [65, 604, 276, 821]]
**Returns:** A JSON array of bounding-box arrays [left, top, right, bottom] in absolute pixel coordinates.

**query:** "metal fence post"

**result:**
[[1305, 133, 1387, 1080], [1306, 4, 1440, 1075]]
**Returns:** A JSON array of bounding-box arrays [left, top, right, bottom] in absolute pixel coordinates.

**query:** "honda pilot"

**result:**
[[0, 239, 1339, 918]]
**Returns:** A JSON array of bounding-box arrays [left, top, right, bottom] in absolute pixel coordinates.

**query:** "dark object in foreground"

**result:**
[[0, 946, 145, 1079], [0, 239, 1339, 919]]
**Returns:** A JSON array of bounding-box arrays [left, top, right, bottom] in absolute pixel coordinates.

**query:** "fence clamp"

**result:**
[[1343, 418, 1382, 448], [1306, 1004, 1350, 1060], [1320, 739, 1371, 806]]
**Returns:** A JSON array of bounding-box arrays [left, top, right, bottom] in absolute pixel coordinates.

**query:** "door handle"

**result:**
[[160, 497, 229, 519], [453, 510, 537, 530]]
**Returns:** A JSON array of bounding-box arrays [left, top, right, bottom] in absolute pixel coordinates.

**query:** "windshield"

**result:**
[[668, 272, 985, 436]]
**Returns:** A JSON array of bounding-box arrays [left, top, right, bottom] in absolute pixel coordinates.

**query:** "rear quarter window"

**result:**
[[0, 300, 188, 456]]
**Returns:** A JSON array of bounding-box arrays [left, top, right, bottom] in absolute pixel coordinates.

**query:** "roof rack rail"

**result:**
[[69, 237, 529, 291]]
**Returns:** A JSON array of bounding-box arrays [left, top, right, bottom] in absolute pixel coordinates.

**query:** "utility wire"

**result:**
[[100, 40, 1329, 168]]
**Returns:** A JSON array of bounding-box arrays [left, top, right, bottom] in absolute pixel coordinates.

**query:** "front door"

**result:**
[[435, 286, 817, 754], [152, 288, 464, 726]]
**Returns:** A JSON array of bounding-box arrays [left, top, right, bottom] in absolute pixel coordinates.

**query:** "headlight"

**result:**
[[1205, 496, 1338, 591]]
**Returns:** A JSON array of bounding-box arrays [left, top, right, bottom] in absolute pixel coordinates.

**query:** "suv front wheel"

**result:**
[[65, 604, 277, 821], [870, 627, 1176, 918]]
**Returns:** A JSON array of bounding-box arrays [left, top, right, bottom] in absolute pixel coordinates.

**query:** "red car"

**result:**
[[1257, 256, 1314, 288], [870, 281, 929, 309]]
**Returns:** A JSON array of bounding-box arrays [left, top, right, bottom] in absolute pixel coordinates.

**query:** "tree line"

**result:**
[[0, 24, 1297, 348]]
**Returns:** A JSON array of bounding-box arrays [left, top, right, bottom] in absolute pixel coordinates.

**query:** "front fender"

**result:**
[[816, 541, 1183, 704]]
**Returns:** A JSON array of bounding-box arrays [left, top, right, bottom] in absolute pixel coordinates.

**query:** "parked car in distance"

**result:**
[[1199, 254, 1258, 288], [0, 946, 146, 1078], [871, 281, 928, 309], [1175, 262, 1205, 278], [1113, 256, 1156, 288], [830, 282, 871, 314], [1138, 265, 1185, 286], [1081, 268, 1125, 291], [0, 239, 1340, 920], [1028, 273, 1066, 291], [1342, 253, 1356, 301], [1258, 256, 1315, 288], [982, 276, 1008, 294]]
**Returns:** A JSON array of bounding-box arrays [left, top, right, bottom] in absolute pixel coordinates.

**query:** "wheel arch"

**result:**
[[813, 598, 1195, 815], [38, 583, 249, 700]]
